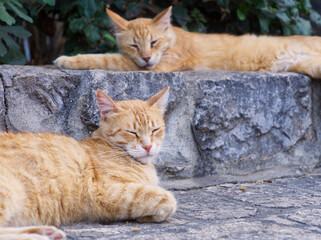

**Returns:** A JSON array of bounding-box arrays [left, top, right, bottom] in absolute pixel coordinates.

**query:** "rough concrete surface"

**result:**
[[62, 175, 321, 240], [0, 65, 320, 180]]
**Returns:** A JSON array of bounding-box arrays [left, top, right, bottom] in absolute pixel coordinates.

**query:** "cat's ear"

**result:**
[[96, 89, 117, 118], [146, 86, 170, 113], [152, 6, 172, 30], [106, 8, 128, 33]]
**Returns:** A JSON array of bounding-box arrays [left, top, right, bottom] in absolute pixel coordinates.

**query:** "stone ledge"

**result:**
[[0, 65, 320, 180]]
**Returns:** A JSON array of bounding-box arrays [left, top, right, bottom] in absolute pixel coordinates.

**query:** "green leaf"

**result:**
[[291, 8, 299, 17], [0, 3, 15, 25], [0, 45, 26, 64], [38, 0, 55, 6], [172, 6, 190, 26], [259, 16, 270, 34], [294, 17, 311, 35], [9, 0, 23, 8], [104, 33, 116, 44], [191, 8, 206, 23], [94, 12, 109, 27], [276, 11, 290, 23], [310, 10, 321, 25], [237, 9, 246, 21], [78, 0, 97, 17], [83, 25, 100, 44], [60, 1, 76, 15], [300, 0, 312, 12], [0, 40, 8, 57], [282, 24, 292, 35], [0, 30, 26, 64], [69, 18, 88, 33], [6, 1, 33, 23], [0, 26, 31, 38], [0, 31, 19, 49]]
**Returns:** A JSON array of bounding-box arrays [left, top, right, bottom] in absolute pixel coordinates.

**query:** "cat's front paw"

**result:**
[[40, 226, 66, 240], [136, 191, 177, 223], [23, 226, 66, 240], [54, 56, 73, 69]]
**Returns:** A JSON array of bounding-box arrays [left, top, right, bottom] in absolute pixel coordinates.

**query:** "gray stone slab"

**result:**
[[193, 72, 312, 175], [0, 65, 320, 180]]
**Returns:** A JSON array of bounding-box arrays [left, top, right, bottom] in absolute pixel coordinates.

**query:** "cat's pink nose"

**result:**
[[143, 57, 151, 63], [143, 145, 152, 153]]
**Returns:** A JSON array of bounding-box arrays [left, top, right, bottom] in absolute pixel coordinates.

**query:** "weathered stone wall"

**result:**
[[0, 65, 320, 180]]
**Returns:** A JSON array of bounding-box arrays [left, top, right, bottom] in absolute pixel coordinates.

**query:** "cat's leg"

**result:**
[[0, 233, 50, 240], [54, 53, 140, 71], [0, 226, 66, 240], [287, 57, 321, 79], [151, 57, 198, 72], [98, 183, 176, 223]]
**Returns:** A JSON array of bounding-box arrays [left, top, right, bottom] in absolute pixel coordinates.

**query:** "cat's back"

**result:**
[[0, 132, 89, 173], [0, 132, 95, 225], [0, 131, 93, 190]]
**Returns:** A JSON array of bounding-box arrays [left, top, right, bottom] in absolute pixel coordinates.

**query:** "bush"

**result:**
[[0, 0, 321, 65], [0, 0, 55, 64]]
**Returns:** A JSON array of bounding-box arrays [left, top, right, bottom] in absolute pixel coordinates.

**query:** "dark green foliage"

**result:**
[[58, 0, 117, 56], [0, 0, 321, 64], [59, 0, 321, 56], [0, 0, 54, 64]]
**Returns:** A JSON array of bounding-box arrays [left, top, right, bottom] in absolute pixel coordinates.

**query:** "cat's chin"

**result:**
[[145, 64, 156, 70], [136, 60, 157, 69], [134, 156, 154, 164]]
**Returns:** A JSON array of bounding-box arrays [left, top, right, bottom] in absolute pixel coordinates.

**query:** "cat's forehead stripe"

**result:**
[[130, 23, 153, 40]]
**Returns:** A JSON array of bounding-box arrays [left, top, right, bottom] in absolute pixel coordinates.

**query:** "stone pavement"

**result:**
[[62, 175, 321, 240]]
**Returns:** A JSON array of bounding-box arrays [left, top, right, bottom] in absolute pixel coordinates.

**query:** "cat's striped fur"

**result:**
[[0, 87, 176, 240], [55, 6, 321, 79]]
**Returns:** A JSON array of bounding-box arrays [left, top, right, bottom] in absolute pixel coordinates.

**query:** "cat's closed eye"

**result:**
[[126, 130, 139, 137], [151, 40, 158, 48], [151, 128, 160, 135], [130, 44, 139, 50]]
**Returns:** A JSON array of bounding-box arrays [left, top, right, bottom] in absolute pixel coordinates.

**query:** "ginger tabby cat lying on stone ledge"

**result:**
[[55, 6, 321, 78], [0, 87, 176, 240]]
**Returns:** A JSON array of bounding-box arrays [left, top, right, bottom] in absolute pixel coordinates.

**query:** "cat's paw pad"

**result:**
[[136, 215, 157, 223], [35, 226, 66, 240], [54, 56, 71, 69]]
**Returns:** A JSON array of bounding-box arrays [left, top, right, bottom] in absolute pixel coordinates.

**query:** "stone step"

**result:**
[[0, 65, 320, 180]]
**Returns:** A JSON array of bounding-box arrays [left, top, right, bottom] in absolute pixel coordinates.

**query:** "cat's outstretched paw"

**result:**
[[54, 56, 72, 69], [23, 226, 66, 240], [136, 191, 177, 223]]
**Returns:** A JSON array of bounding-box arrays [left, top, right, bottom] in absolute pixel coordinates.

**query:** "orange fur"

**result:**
[[54, 6, 321, 78], [0, 87, 176, 239]]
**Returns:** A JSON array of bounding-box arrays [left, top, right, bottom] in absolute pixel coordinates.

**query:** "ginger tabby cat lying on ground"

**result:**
[[55, 6, 321, 78], [0, 87, 176, 240]]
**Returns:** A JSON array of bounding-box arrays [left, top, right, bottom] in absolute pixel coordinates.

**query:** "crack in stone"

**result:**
[[0, 73, 8, 132], [284, 217, 321, 229]]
